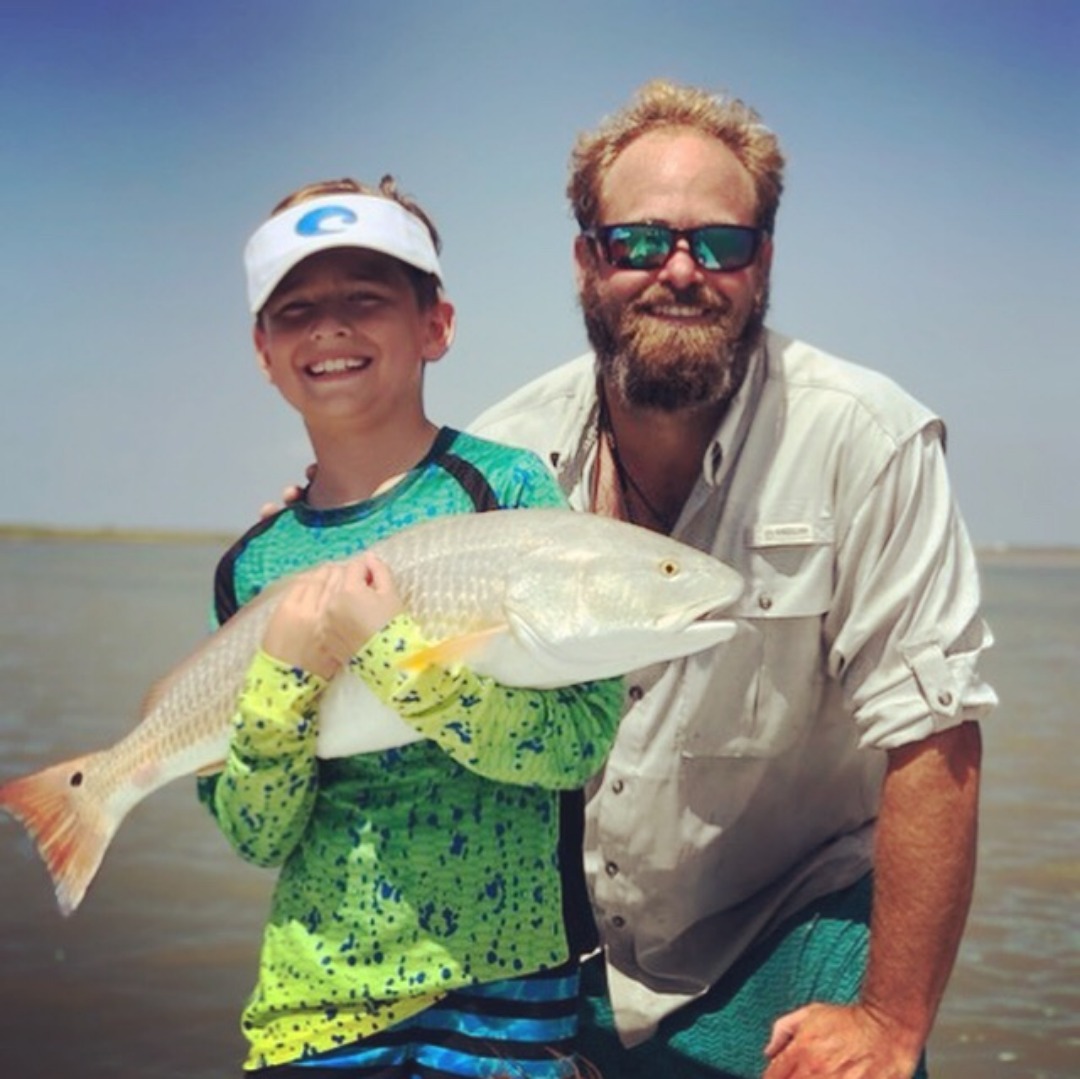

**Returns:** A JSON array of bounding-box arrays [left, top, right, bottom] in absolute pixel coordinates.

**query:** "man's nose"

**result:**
[[657, 238, 703, 289]]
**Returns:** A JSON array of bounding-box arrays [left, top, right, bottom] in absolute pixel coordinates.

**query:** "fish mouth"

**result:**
[[652, 612, 733, 638], [656, 589, 743, 632], [681, 614, 738, 641], [652, 607, 740, 652]]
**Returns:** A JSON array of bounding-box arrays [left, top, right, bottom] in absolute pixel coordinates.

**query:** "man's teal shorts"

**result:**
[[576, 874, 929, 1079]]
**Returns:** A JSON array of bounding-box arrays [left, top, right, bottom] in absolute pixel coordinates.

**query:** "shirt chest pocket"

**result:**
[[680, 524, 835, 759]]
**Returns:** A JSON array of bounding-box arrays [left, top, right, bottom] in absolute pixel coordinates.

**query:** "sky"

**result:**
[[0, 0, 1076, 547]]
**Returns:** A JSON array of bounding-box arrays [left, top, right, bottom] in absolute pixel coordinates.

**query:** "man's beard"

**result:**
[[580, 274, 768, 412]]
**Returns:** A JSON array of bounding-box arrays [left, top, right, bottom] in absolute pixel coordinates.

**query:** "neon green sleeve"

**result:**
[[350, 613, 623, 789], [197, 650, 326, 867]]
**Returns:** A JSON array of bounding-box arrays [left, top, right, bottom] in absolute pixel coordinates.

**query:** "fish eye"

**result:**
[[659, 559, 680, 578]]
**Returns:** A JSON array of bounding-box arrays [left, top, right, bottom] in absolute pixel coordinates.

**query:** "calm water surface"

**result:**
[[0, 540, 1076, 1078]]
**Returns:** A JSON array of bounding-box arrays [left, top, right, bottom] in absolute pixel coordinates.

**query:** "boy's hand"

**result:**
[[260, 553, 403, 677], [261, 565, 342, 680], [320, 553, 404, 665]]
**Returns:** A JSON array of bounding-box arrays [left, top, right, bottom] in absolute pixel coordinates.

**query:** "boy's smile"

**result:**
[[307, 356, 372, 377]]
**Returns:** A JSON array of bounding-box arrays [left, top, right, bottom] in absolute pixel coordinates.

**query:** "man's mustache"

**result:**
[[628, 282, 733, 319]]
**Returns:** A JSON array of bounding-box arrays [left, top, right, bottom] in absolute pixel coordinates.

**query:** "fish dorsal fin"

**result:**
[[139, 649, 204, 719], [139, 575, 293, 718], [396, 625, 510, 674]]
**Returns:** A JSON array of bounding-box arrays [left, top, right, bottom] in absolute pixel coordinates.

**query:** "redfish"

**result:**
[[0, 508, 742, 915]]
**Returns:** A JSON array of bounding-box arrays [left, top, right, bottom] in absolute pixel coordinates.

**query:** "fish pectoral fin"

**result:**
[[396, 625, 510, 674]]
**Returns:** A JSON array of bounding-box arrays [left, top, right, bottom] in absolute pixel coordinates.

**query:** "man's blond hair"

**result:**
[[567, 79, 785, 234]]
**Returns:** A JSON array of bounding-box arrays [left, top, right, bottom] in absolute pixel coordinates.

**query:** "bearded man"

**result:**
[[471, 79, 996, 1079]]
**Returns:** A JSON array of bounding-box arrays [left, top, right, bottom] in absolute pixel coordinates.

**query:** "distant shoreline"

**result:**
[[2, 522, 1077, 565], [974, 546, 1080, 567], [0, 523, 232, 545]]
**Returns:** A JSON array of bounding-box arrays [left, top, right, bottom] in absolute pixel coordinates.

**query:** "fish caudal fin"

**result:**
[[0, 754, 118, 917]]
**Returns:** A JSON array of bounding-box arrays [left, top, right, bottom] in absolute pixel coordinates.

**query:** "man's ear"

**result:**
[[757, 233, 774, 276], [253, 322, 275, 383], [422, 299, 456, 363], [573, 233, 596, 293]]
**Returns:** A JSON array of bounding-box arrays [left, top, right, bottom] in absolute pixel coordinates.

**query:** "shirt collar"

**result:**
[[703, 335, 770, 487]]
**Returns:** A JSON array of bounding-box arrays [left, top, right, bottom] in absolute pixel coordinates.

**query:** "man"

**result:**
[[471, 79, 996, 1078]]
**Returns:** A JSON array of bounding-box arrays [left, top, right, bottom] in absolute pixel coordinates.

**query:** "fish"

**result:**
[[0, 508, 743, 916]]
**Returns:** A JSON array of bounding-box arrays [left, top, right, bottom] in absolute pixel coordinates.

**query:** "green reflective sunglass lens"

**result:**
[[602, 225, 757, 270], [609, 226, 670, 267], [694, 228, 756, 270]]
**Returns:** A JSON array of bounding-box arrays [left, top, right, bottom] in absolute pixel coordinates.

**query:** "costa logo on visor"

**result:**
[[295, 205, 359, 236], [585, 222, 764, 272]]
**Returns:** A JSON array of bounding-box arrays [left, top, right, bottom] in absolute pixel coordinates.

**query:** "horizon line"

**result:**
[[1, 521, 1077, 561]]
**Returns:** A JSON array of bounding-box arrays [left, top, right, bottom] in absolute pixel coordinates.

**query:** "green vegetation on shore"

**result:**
[[0, 523, 232, 545]]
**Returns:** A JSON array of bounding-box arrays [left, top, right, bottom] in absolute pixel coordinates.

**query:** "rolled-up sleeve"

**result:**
[[828, 424, 998, 749]]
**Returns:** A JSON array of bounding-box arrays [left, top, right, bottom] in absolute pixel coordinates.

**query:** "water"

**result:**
[[0, 539, 1076, 1078]]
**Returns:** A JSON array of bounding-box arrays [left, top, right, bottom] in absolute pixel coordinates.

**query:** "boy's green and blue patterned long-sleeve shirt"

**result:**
[[198, 429, 623, 1069]]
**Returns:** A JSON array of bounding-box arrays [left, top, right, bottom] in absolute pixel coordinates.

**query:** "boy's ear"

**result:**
[[422, 299, 456, 363], [253, 323, 275, 383]]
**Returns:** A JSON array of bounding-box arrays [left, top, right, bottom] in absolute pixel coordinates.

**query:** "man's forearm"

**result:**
[[862, 720, 982, 1053]]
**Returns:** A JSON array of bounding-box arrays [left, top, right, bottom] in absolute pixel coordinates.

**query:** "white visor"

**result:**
[[244, 194, 442, 314]]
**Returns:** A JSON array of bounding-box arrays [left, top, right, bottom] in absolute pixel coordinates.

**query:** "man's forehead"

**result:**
[[600, 129, 757, 222]]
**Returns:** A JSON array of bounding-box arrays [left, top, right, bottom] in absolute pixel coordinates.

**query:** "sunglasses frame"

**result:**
[[584, 222, 765, 273]]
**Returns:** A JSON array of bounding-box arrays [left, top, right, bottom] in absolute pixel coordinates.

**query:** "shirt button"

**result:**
[[758, 594, 773, 611], [605, 861, 619, 877], [611, 915, 626, 928], [628, 685, 644, 702], [611, 779, 625, 794], [938, 691, 954, 707]]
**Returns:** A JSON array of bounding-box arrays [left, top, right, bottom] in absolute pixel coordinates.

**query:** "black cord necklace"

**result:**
[[598, 387, 673, 531]]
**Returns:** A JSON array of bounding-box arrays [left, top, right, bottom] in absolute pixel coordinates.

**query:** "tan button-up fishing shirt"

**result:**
[[470, 330, 997, 1045]]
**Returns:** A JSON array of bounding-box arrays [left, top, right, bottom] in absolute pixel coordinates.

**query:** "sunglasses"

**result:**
[[585, 222, 764, 273]]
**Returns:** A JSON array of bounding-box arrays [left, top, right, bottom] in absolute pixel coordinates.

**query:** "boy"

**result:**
[[199, 177, 622, 1076]]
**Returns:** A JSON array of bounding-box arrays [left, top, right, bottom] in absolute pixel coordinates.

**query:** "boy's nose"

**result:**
[[310, 304, 353, 337]]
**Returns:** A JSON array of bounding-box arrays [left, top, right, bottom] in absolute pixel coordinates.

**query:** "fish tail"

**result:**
[[0, 753, 117, 917]]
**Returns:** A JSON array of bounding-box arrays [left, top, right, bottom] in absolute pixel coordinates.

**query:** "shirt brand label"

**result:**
[[753, 522, 818, 547]]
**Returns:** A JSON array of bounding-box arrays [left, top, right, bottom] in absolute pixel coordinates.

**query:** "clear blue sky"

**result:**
[[1, 0, 1076, 545]]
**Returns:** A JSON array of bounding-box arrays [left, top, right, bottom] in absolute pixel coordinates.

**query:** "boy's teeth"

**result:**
[[310, 357, 366, 374]]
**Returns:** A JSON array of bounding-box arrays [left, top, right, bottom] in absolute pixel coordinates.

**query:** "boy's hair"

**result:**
[[266, 175, 443, 310], [567, 79, 786, 235]]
